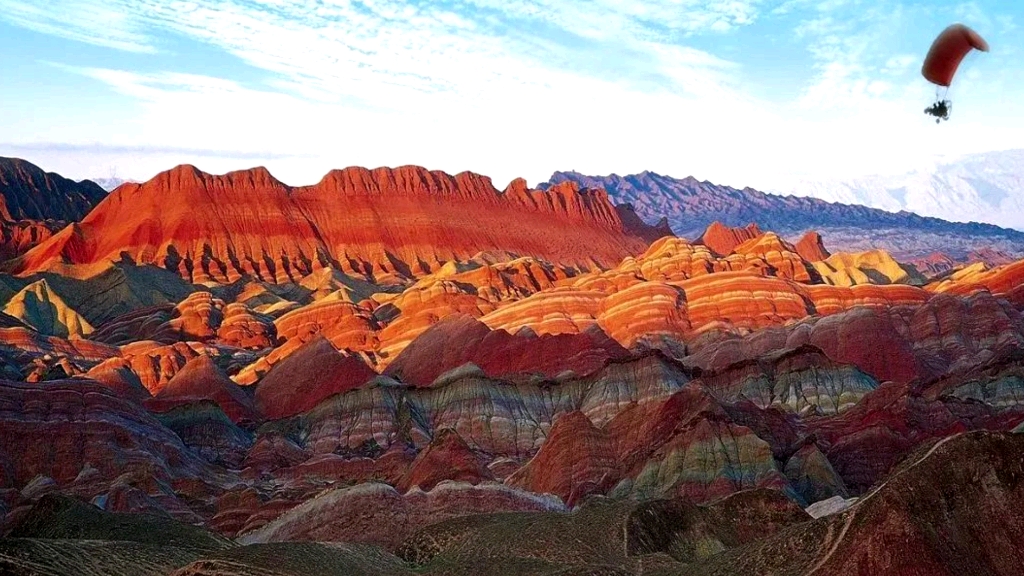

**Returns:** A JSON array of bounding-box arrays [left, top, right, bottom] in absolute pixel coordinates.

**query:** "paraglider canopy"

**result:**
[[922, 23, 989, 87]]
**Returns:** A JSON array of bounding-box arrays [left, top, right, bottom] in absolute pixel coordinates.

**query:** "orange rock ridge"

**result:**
[[13, 165, 665, 282], [795, 230, 831, 262]]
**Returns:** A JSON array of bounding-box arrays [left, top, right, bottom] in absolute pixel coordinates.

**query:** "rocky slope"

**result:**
[[4, 432, 1024, 575], [543, 170, 1024, 260]]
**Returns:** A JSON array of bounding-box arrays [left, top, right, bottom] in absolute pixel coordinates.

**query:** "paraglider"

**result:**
[[921, 23, 988, 123]]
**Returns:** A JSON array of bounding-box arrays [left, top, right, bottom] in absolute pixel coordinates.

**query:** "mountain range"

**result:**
[[2, 156, 1023, 276], [543, 168, 1024, 262]]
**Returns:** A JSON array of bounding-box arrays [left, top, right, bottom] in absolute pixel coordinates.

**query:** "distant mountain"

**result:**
[[541, 170, 1024, 260], [771, 149, 1024, 232], [87, 177, 134, 192], [0, 157, 107, 222]]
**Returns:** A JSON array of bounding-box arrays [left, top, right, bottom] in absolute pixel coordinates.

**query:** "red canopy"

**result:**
[[922, 24, 989, 87]]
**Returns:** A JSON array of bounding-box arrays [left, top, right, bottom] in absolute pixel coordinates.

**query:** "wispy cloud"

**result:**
[[3, 0, 757, 108], [0, 0, 155, 52], [1, 141, 316, 160], [793, 2, 919, 111]]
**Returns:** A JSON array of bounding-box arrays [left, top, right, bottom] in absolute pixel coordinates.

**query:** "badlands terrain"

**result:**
[[1, 156, 1024, 575]]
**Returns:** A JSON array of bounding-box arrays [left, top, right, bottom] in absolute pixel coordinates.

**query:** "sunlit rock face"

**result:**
[[13, 165, 661, 281]]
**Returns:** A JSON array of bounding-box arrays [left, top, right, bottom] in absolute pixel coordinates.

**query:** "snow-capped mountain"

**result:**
[[772, 149, 1024, 231], [84, 177, 134, 192]]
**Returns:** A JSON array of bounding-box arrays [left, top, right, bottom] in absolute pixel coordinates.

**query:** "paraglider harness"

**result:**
[[924, 99, 951, 123]]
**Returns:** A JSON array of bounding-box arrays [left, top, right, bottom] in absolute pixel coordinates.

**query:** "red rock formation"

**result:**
[[911, 251, 958, 278], [939, 259, 1024, 308], [729, 232, 815, 282], [506, 411, 618, 506], [692, 432, 1024, 575], [375, 281, 499, 364], [86, 341, 220, 395], [968, 247, 1017, 267], [87, 294, 275, 350], [278, 445, 414, 488], [605, 386, 725, 472], [273, 299, 379, 353], [695, 221, 762, 256], [0, 379, 207, 492], [384, 314, 628, 386], [240, 432, 310, 475], [165, 292, 224, 341], [794, 230, 830, 262], [215, 303, 276, 349], [253, 335, 377, 420], [0, 220, 58, 261], [803, 283, 930, 316], [145, 355, 258, 424], [13, 165, 662, 281], [396, 429, 493, 492], [806, 382, 1019, 493]]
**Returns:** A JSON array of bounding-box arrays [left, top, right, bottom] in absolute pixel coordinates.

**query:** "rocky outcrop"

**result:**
[[254, 335, 377, 420], [692, 432, 1024, 576], [2, 279, 93, 337], [505, 411, 618, 506], [86, 341, 223, 395], [812, 249, 925, 286], [0, 220, 59, 261], [396, 429, 493, 492], [301, 353, 692, 460], [795, 230, 830, 262], [146, 355, 258, 424], [696, 222, 762, 256], [0, 379, 211, 509]]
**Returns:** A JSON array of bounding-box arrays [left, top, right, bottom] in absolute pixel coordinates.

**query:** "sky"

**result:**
[[1, 0, 1022, 193]]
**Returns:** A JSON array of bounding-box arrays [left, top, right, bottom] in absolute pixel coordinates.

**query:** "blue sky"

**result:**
[[1, 0, 1022, 191]]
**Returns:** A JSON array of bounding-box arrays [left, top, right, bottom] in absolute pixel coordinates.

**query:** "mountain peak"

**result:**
[[795, 231, 831, 262], [696, 221, 763, 256], [0, 156, 107, 222]]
